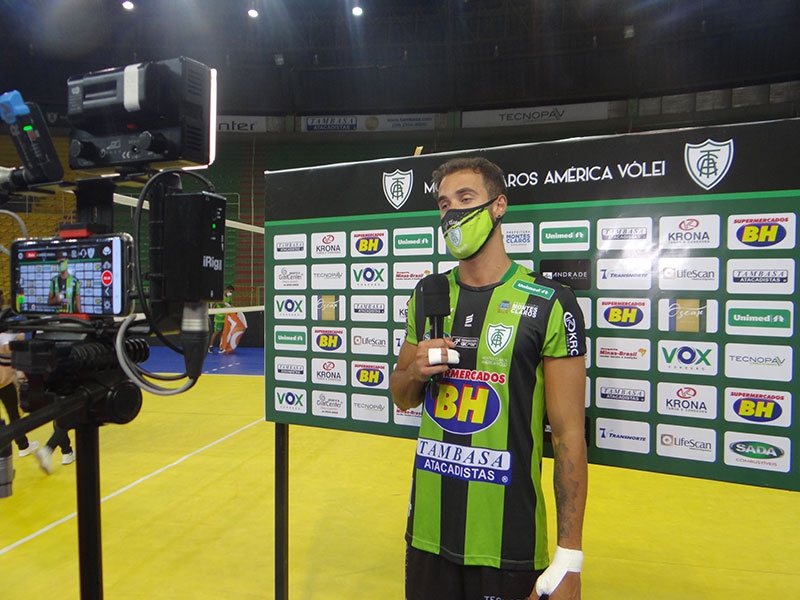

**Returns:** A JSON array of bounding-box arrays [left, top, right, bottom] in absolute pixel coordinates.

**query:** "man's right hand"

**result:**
[[389, 338, 457, 411], [411, 338, 457, 383]]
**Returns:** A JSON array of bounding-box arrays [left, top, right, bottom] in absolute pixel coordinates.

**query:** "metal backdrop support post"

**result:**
[[275, 422, 289, 600]]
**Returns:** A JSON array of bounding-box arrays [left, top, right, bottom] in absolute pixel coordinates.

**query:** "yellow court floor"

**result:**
[[2, 374, 799, 599]]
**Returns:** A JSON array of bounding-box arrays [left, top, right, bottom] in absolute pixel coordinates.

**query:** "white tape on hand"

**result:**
[[427, 348, 460, 366], [534, 546, 583, 597]]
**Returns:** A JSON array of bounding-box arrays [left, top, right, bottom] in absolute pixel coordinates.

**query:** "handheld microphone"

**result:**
[[420, 274, 450, 398], [181, 302, 209, 380]]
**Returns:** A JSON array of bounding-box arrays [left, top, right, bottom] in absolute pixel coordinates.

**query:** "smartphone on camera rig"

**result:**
[[11, 233, 134, 318]]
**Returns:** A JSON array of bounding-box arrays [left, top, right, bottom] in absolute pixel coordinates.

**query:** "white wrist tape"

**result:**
[[427, 348, 460, 366], [534, 546, 583, 596]]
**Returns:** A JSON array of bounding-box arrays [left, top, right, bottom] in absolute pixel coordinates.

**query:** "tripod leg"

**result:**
[[75, 421, 104, 600]]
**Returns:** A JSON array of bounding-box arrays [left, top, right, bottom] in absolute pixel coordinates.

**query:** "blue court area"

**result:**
[[142, 345, 265, 376]]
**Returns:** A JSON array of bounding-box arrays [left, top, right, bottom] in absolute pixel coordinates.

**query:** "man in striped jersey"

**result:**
[[390, 157, 587, 600]]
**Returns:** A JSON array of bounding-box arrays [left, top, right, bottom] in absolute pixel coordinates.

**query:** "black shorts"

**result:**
[[405, 545, 544, 600]]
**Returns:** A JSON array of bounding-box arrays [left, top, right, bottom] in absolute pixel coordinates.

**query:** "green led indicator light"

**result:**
[[23, 125, 33, 131]]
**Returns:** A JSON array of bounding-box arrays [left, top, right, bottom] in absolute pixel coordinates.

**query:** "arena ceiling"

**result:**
[[1, 0, 799, 116]]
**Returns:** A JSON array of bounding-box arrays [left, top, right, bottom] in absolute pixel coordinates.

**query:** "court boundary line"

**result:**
[[0, 418, 263, 556]]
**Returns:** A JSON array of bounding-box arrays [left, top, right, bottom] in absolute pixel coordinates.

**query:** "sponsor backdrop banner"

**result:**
[[265, 119, 799, 491]]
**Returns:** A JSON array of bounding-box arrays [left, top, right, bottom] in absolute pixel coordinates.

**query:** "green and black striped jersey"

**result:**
[[405, 262, 586, 570]]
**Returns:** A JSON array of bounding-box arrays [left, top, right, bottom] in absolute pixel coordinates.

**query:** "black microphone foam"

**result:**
[[421, 274, 450, 397], [421, 274, 451, 398], [421, 274, 450, 340], [422, 274, 450, 316]]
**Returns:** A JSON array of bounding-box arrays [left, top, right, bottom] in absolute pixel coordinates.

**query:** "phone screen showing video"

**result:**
[[11, 235, 131, 316]]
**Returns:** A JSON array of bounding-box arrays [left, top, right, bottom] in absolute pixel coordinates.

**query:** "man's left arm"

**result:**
[[536, 354, 587, 600]]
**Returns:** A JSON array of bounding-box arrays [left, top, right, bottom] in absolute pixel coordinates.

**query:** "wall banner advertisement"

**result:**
[[265, 118, 800, 490]]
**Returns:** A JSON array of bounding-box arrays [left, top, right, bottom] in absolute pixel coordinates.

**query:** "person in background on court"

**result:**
[[219, 285, 247, 354], [208, 284, 234, 353], [47, 256, 81, 313], [389, 157, 587, 600], [34, 422, 74, 474], [0, 331, 38, 458]]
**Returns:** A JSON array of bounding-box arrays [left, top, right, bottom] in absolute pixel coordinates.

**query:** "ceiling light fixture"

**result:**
[[247, 2, 259, 18], [352, 5, 363, 17], [121, 1, 135, 10]]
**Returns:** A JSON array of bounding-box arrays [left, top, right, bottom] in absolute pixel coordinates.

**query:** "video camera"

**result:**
[[0, 57, 225, 501]]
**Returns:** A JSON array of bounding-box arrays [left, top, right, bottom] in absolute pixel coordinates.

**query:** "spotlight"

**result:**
[[352, 5, 363, 17], [248, 8, 259, 18], [121, 1, 135, 10]]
